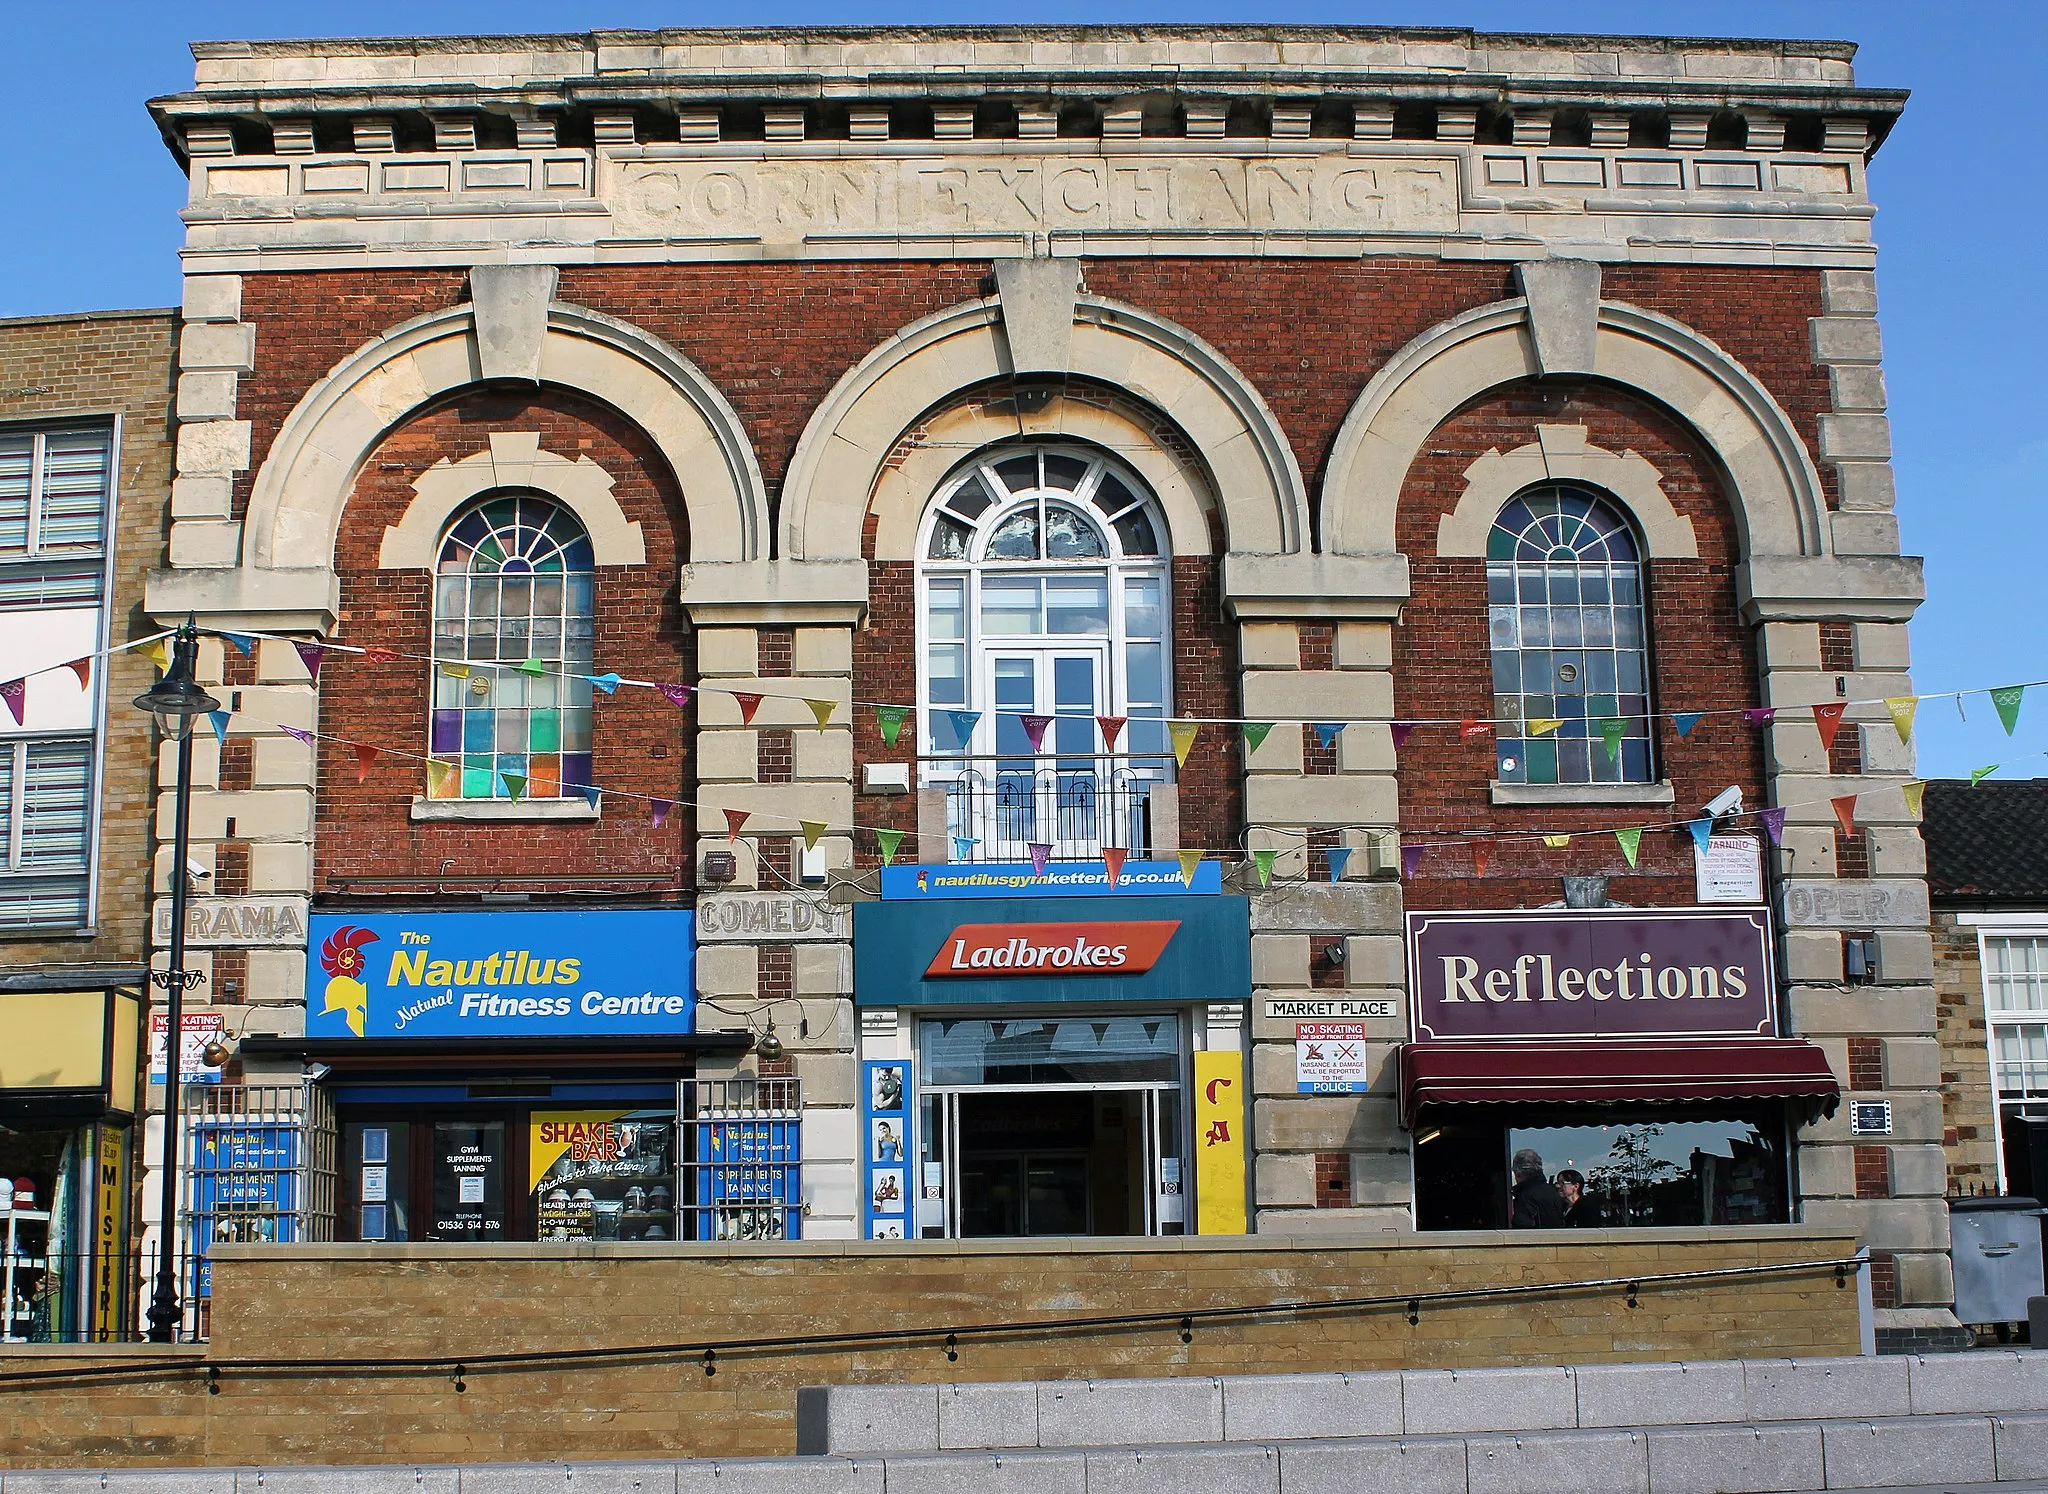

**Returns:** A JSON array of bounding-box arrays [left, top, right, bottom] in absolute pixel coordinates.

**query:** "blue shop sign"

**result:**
[[305, 910, 695, 1040], [853, 894, 1249, 1008], [880, 859, 1222, 900]]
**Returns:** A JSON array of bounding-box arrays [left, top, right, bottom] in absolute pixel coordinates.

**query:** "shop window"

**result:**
[[1986, 935, 2048, 1186], [1487, 485, 1655, 787], [427, 493, 596, 801], [918, 445, 1171, 858], [1413, 1105, 1790, 1229]]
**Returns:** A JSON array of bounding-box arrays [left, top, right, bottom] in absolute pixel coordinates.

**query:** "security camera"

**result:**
[[1703, 786, 1743, 821], [186, 857, 213, 881]]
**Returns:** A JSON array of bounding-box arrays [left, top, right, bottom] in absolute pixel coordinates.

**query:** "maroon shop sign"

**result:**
[[1406, 907, 1774, 1042]]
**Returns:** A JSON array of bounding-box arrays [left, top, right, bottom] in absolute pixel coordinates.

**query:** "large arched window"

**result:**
[[919, 445, 1171, 857], [427, 493, 596, 800], [1488, 485, 1653, 786]]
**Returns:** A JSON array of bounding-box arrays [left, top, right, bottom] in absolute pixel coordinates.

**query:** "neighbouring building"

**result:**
[[132, 25, 1950, 1348], [0, 308, 176, 1342]]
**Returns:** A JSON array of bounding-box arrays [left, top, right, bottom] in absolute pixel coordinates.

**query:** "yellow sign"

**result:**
[[92, 1125, 130, 1341], [528, 1109, 632, 1193], [1193, 1050, 1247, 1234]]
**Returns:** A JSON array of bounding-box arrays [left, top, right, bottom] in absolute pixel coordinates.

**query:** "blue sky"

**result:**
[[11, 2, 2038, 782]]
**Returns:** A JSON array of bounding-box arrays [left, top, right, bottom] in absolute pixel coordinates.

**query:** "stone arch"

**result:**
[[1321, 298, 1829, 561], [377, 431, 647, 570], [780, 294, 1307, 563], [245, 300, 767, 573], [1434, 424, 1699, 561]]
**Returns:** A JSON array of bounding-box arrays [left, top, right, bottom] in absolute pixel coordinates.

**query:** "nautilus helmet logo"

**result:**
[[318, 925, 380, 1037]]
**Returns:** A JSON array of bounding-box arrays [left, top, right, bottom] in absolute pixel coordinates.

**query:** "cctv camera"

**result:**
[[1703, 786, 1743, 821], [186, 857, 213, 881]]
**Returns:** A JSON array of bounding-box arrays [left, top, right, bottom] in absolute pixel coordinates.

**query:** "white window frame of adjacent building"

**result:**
[[0, 418, 119, 932], [915, 443, 1173, 860], [1960, 914, 2048, 1191]]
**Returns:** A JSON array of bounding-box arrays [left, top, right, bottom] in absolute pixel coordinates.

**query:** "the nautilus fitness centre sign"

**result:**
[[1406, 907, 1774, 1042]]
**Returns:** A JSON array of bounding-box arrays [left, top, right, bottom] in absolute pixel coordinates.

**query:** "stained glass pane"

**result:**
[[1044, 506, 1106, 559], [987, 510, 1040, 560]]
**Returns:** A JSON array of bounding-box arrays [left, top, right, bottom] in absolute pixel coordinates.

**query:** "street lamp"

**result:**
[[132, 620, 218, 1344]]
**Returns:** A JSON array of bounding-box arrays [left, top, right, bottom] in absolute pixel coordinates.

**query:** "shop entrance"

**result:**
[[916, 1014, 1186, 1238]]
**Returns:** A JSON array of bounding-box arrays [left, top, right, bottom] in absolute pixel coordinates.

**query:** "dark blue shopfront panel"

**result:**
[[853, 894, 1250, 1007]]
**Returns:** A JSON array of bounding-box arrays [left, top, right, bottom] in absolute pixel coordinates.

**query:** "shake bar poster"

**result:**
[[529, 1109, 675, 1242]]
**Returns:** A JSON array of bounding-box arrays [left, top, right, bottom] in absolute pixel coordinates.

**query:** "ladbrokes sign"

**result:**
[[1406, 907, 1774, 1041], [927, 921, 1180, 977]]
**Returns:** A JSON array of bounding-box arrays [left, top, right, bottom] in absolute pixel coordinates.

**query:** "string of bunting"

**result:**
[[0, 628, 178, 727]]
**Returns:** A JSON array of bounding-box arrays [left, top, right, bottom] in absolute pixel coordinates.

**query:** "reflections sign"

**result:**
[[1406, 907, 1773, 1041], [305, 909, 695, 1040]]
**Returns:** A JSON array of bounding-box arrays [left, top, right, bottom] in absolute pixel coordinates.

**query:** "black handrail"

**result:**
[[0, 1253, 1862, 1391]]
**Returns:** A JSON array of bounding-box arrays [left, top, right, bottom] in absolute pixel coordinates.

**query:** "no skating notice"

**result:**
[[1294, 1022, 1370, 1094]]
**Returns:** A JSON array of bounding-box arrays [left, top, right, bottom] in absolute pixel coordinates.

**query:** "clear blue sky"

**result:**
[[11, 2, 2037, 783]]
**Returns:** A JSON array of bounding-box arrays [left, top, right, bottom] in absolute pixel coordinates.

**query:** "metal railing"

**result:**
[[931, 763, 1163, 861], [680, 1077, 803, 1244]]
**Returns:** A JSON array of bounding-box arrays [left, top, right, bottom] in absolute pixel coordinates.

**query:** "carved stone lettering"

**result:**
[[150, 895, 311, 948], [697, 892, 851, 943], [1780, 879, 1930, 930]]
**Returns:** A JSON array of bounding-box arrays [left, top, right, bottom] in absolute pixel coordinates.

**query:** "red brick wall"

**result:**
[[1390, 381, 1767, 910], [313, 388, 695, 891]]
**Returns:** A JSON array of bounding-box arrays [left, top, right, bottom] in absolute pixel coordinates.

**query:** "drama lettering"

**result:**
[[1437, 952, 1751, 1004]]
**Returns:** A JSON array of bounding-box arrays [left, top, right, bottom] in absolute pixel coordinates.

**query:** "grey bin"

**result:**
[[1949, 1194, 2047, 1325]]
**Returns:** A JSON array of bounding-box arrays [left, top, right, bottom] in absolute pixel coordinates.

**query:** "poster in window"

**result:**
[[529, 1110, 675, 1242], [430, 1122, 504, 1240], [861, 1058, 917, 1241]]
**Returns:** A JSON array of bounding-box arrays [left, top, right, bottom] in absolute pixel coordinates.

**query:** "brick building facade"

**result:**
[[132, 26, 1947, 1348]]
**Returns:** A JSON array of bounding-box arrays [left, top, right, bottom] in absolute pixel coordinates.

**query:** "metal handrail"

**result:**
[[0, 1253, 1862, 1389]]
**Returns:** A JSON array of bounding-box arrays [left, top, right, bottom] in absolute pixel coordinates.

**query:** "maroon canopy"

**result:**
[[1399, 1038, 1840, 1128]]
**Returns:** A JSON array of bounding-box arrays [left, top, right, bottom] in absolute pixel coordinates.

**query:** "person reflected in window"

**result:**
[[1510, 1147, 1566, 1228], [1556, 1168, 1604, 1227]]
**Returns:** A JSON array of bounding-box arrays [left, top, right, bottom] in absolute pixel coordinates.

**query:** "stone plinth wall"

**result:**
[[0, 1230, 1858, 1467]]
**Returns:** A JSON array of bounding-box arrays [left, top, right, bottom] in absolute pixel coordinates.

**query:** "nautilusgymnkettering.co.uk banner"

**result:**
[[305, 910, 695, 1040]]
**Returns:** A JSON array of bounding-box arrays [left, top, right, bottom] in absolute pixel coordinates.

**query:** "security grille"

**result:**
[[679, 1077, 802, 1243]]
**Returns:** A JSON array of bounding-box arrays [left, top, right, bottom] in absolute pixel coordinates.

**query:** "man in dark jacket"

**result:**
[[1510, 1147, 1567, 1228]]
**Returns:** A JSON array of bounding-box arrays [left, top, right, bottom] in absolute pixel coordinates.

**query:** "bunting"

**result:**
[[1253, 848, 1278, 887], [1686, 818, 1713, 855], [1241, 722, 1275, 754], [1543, 834, 1571, 850], [578, 783, 602, 810], [800, 820, 827, 851], [952, 835, 979, 861], [1313, 723, 1345, 751], [1527, 718, 1564, 737], [143, 640, 170, 675], [1813, 702, 1847, 751], [1599, 718, 1626, 761], [1742, 708, 1777, 727], [724, 808, 750, 842], [1103, 847, 1128, 888], [0, 679, 23, 726], [1029, 842, 1052, 877], [1830, 794, 1858, 836], [352, 744, 378, 784], [1401, 842, 1424, 879], [516, 657, 546, 678], [441, 662, 471, 679], [1761, 807, 1786, 845], [207, 710, 232, 744], [425, 760, 455, 798], [659, 684, 693, 710], [806, 698, 836, 730], [293, 641, 328, 681], [1615, 826, 1642, 867], [875, 704, 910, 747], [1097, 715, 1127, 751], [1390, 722, 1416, 751], [1672, 712, 1704, 738], [502, 772, 527, 801], [221, 632, 255, 657], [279, 726, 314, 744], [944, 710, 981, 745], [67, 657, 91, 690], [1994, 685, 2026, 737], [875, 828, 905, 866], [1471, 841, 1489, 877], [362, 646, 402, 664], [1902, 781, 1926, 819], [1885, 697, 1917, 744], [733, 692, 764, 726], [1178, 851, 1204, 887], [1326, 846, 1352, 883], [587, 672, 622, 695], [1021, 714, 1053, 752], [1169, 720, 1201, 767], [1460, 720, 1491, 740], [649, 797, 674, 829], [1972, 764, 2000, 786]]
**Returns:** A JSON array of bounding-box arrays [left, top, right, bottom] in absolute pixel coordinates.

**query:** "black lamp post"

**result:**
[[132, 620, 219, 1344]]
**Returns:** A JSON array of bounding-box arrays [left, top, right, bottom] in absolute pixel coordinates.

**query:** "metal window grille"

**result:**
[[680, 1077, 802, 1243], [182, 1083, 336, 1333]]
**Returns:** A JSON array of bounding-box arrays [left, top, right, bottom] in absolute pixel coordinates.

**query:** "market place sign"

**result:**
[[925, 920, 1181, 977], [1406, 907, 1774, 1042]]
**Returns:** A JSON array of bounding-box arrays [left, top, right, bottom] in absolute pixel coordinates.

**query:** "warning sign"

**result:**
[[1295, 1022, 1370, 1094]]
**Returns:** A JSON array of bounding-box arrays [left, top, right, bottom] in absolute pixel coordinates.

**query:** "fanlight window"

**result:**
[[1487, 485, 1654, 786], [427, 494, 596, 801]]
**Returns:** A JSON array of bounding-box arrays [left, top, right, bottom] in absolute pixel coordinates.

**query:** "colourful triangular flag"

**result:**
[[944, 710, 981, 746], [1527, 718, 1564, 737], [352, 744, 378, 784], [362, 645, 402, 664], [1471, 840, 1490, 877], [425, 760, 455, 798], [800, 820, 827, 851], [1400, 842, 1424, 878], [952, 835, 978, 862], [1687, 818, 1713, 855], [1542, 834, 1571, 849], [1021, 714, 1052, 752], [1972, 764, 2000, 786], [1178, 851, 1203, 887], [1902, 781, 1925, 819], [221, 632, 255, 657], [1885, 697, 1917, 744], [875, 704, 909, 747], [1314, 723, 1345, 751], [725, 808, 751, 842], [806, 699, 835, 730], [1390, 722, 1416, 751], [502, 772, 526, 801], [440, 662, 470, 679], [1831, 794, 1858, 836], [587, 672, 622, 695], [1253, 848, 1278, 887], [731, 691, 763, 726], [1672, 712, 1704, 738], [1326, 846, 1352, 883], [659, 683, 693, 710], [1760, 807, 1786, 845], [279, 725, 314, 744], [876, 828, 905, 866], [1028, 842, 1052, 877], [1097, 715, 1126, 751], [1, 678, 25, 726], [1103, 847, 1128, 888], [1813, 701, 1847, 751], [1599, 718, 1626, 761], [1993, 686, 2026, 737], [143, 640, 170, 675], [1615, 826, 1642, 867], [1742, 707, 1777, 727], [1460, 720, 1491, 740], [1241, 722, 1274, 755], [1169, 720, 1201, 767], [515, 657, 546, 678], [294, 641, 328, 681], [207, 709, 231, 744], [578, 783, 601, 809], [66, 656, 90, 690], [650, 797, 673, 829]]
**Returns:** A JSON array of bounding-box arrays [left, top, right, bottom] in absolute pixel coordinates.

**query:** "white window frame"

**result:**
[[1957, 912, 2048, 1192]]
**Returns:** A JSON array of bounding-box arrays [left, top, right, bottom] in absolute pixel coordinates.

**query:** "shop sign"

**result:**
[[532, 1110, 678, 1242], [151, 895, 308, 948], [882, 859, 1222, 900], [925, 920, 1180, 977], [303, 909, 695, 1040], [1193, 1051, 1247, 1234], [1295, 1022, 1371, 1094], [693, 1114, 800, 1242], [91, 1125, 129, 1340], [148, 1012, 225, 1085], [861, 1058, 917, 1240], [1407, 907, 1774, 1042], [1694, 836, 1764, 905], [1781, 879, 1929, 929], [1266, 999, 1396, 1020], [696, 892, 849, 943], [855, 894, 1250, 1008], [188, 1120, 299, 1298]]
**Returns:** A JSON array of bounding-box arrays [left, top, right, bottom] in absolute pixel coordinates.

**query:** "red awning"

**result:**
[[1399, 1038, 1840, 1128]]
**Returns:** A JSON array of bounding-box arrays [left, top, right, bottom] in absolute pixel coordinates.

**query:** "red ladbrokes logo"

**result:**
[[927, 921, 1181, 977]]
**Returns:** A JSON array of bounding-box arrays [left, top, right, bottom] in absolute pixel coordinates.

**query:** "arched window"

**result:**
[[919, 445, 1170, 857], [427, 494, 596, 800], [1488, 485, 1653, 786]]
